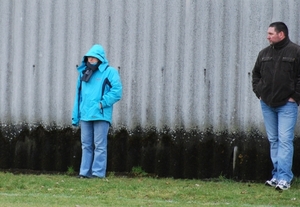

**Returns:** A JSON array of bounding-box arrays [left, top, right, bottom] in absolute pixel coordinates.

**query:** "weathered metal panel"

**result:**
[[1, 0, 300, 133]]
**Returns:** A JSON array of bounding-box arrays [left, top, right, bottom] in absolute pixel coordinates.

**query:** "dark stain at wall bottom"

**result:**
[[1, 124, 300, 181]]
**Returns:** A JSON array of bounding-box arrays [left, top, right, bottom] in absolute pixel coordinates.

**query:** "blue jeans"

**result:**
[[260, 100, 298, 183], [79, 120, 110, 177]]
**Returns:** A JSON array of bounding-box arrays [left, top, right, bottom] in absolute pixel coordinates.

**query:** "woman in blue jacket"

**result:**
[[72, 44, 122, 178]]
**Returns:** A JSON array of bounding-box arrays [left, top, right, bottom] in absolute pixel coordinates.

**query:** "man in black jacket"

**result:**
[[252, 22, 300, 191]]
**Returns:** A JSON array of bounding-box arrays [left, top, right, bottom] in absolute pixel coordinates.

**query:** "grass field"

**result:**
[[0, 171, 299, 207]]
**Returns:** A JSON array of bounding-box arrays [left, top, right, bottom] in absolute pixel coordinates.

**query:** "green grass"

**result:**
[[0, 172, 300, 207]]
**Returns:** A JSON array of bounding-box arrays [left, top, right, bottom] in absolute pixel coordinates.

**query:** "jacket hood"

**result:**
[[77, 44, 109, 72]]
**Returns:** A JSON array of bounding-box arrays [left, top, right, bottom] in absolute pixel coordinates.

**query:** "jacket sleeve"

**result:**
[[100, 68, 122, 108], [290, 51, 300, 103], [252, 56, 262, 99], [72, 75, 82, 126]]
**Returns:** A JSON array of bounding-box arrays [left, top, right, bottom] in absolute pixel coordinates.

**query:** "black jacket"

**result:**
[[252, 37, 300, 107]]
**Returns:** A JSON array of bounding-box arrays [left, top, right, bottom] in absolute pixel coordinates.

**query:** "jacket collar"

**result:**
[[272, 37, 290, 49]]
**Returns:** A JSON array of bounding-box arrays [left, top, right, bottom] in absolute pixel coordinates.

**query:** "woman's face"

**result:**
[[87, 57, 99, 64]]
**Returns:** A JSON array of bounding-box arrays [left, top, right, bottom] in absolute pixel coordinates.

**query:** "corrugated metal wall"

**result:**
[[1, 0, 300, 133]]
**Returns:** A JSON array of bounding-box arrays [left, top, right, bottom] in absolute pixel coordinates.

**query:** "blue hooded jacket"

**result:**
[[72, 44, 122, 126]]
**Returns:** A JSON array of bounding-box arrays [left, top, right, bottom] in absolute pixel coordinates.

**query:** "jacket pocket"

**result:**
[[282, 57, 295, 62], [261, 57, 272, 75], [262, 57, 272, 61], [282, 57, 295, 72]]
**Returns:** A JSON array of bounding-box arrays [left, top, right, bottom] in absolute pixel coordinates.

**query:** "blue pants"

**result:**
[[79, 120, 110, 178], [260, 100, 298, 182]]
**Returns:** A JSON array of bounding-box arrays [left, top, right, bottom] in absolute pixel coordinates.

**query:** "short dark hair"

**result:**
[[269, 22, 289, 37]]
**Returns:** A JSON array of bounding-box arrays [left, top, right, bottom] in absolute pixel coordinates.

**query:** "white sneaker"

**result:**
[[275, 180, 290, 191], [265, 178, 278, 187]]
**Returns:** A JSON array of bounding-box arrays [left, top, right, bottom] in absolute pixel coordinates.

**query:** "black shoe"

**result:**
[[91, 175, 105, 179], [77, 175, 89, 179]]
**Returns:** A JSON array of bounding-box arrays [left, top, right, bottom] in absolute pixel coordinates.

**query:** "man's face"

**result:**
[[267, 27, 284, 45]]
